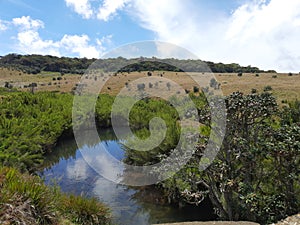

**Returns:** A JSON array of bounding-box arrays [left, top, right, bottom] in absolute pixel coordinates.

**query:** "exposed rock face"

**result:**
[[271, 213, 300, 225]]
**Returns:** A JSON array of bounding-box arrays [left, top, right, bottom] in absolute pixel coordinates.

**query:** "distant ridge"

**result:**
[[0, 53, 276, 75]]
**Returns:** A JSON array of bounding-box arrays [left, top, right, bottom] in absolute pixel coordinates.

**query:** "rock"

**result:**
[[152, 213, 300, 225], [153, 222, 259, 225], [270, 213, 300, 225]]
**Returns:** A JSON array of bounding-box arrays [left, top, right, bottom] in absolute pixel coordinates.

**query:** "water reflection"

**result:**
[[41, 128, 215, 225]]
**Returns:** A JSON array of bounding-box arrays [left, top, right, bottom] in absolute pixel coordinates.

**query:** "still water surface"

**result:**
[[41, 129, 215, 225]]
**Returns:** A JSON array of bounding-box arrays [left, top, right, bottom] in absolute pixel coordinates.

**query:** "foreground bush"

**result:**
[[0, 167, 111, 225], [60, 194, 110, 225]]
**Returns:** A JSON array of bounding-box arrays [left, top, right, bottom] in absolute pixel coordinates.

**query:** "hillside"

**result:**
[[0, 54, 276, 74]]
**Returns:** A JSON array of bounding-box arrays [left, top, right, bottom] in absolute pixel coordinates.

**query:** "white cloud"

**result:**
[[10, 16, 109, 58], [224, 0, 300, 71], [129, 0, 198, 44], [65, 0, 93, 19], [0, 20, 8, 31], [97, 0, 129, 21], [12, 16, 44, 30], [96, 34, 113, 53], [16, 30, 61, 56], [124, 0, 300, 72], [67, 158, 88, 181], [12, 16, 60, 56], [61, 34, 100, 58]]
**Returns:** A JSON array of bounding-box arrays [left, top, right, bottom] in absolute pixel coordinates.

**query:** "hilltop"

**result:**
[[0, 53, 276, 75]]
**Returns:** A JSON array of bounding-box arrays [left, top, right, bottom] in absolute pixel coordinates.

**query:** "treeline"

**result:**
[[0, 53, 276, 74], [0, 54, 95, 74]]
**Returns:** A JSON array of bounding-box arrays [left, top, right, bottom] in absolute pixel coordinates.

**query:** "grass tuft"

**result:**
[[0, 167, 111, 225]]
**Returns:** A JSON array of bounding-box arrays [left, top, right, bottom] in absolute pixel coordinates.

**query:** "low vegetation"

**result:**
[[0, 167, 110, 225], [0, 89, 73, 171]]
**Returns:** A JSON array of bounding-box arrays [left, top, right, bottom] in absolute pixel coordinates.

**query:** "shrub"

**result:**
[[0, 167, 111, 225], [137, 83, 145, 91], [60, 194, 110, 225], [251, 88, 257, 94], [4, 82, 13, 89], [0, 167, 58, 224], [264, 85, 273, 92], [193, 86, 200, 93], [272, 75, 277, 78], [210, 78, 218, 89], [166, 82, 171, 90]]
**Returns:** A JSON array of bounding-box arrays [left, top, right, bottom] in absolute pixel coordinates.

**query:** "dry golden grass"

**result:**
[[0, 67, 81, 93], [1, 67, 299, 103], [100, 71, 300, 103]]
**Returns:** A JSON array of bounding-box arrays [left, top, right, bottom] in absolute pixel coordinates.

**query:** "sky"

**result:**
[[0, 0, 300, 72]]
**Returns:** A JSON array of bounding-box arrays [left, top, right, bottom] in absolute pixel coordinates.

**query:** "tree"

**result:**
[[158, 92, 298, 224]]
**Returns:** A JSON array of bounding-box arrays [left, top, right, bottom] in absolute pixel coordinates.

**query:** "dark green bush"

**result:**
[[264, 85, 273, 91]]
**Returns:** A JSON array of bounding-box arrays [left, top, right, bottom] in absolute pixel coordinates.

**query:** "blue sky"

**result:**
[[0, 0, 299, 72]]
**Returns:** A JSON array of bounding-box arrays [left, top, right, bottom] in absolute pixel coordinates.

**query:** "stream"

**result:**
[[41, 128, 215, 225]]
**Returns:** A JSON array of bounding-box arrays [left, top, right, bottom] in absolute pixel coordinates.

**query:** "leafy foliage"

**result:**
[[0, 90, 73, 171], [126, 92, 299, 224]]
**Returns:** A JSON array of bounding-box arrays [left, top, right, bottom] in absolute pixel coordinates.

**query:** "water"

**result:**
[[41, 128, 215, 225]]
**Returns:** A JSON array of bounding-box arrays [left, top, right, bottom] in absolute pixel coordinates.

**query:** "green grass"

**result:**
[[0, 167, 111, 225]]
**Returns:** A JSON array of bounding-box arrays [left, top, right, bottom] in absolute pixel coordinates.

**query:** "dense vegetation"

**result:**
[[0, 54, 94, 74], [0, 53, 276, 74], [0, 167, 110, 224], [0, 89, 73, 171], [131, 92, 299, 225], [0, 89, 113, 224]]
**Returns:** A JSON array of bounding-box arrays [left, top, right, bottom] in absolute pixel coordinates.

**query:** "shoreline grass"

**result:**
[[0, 167, 111, 225]]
